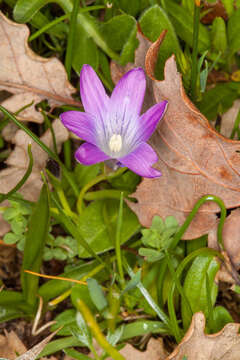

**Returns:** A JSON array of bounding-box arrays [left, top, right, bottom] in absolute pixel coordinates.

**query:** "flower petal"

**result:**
[[109, 68, 146, 131], [75, 142, 110, 165], [118, 142, 161, 178], [137, 100, 168, 142], [60, 111, 98, 145], [80, 64, 109, 118]]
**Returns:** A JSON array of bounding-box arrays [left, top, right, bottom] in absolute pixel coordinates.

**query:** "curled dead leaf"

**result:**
[[0, 12, 81, 123], [166, 312, 240, 360], [121, 33, 240, 239]]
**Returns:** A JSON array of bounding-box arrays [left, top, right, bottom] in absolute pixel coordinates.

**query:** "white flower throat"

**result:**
[[109, 134, 122, 153]]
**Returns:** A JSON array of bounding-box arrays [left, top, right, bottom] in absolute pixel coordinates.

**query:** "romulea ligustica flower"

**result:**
[[60, 65, 168, 178]]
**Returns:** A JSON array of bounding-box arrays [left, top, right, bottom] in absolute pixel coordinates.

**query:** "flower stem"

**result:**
[[170, 195, 227, 251], [77, 166, 127, 214], [115, 193, 125, 287], [75, 298, 125, 360], [190, 0, 201, 102]]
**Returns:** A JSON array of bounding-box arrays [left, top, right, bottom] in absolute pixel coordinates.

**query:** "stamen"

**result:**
[[109, 134, 122, 153]]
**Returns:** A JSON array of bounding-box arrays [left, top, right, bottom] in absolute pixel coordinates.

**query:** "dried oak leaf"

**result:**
[[0, 330, 57, 360], [0, 11, 80, 123], [0, 119, 68, 236], [126, 35, 240, 239], [166, 312, 240, 360]]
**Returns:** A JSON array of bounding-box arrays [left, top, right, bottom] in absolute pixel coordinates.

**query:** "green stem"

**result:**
[[170, 195, 226, 250], [116, 193, 125, 287], [168, 247, 222, 343], [29, 14, 69, 42], [63, 139, 72, 171], [190, 1, 201, 102], [65, 0, 80, 79], [84, 189, 129, 201], [77, 167, 127, 214]]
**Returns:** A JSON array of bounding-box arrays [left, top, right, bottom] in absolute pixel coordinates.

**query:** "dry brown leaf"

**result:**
[[166, 312, 240, 360], [125, 35, 240, 239], [208, 209, 240, 269], [0, 329, 57, 360], [0, 118, 68, 236], [0, 11, 80, 123]]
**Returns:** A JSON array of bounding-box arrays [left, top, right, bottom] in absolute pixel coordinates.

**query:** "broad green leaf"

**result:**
[[100, 14, 138, 65], [121, 320, 169, 340], [182, 0, 194, 14], [117, 0, 140, 16], [39, 260, 107, 301], [181, 254, 220, 330], [72, 22, 99, 74], [13, 0, 119, 60], [163, 0, 210, 53], [222, 0, 234, 16], [212, 306, 233, 333], [228, 8, 240, 56], [51, 309, 77, 336], [197, 82, 240, 120], [77, 199, 140, 258], [139, 5, 182, 78], [0, 306, 25, 323], [74, 163, 101, 189], [108, 170, 140, 193], [87, 278, 108, 312], [71, 284, 97, 313], [211, 17, 227, 53], [39, 336, 82, 358], [21, 184, 50, 306]]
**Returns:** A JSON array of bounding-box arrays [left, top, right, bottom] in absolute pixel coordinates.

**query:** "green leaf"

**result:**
[[117, 0, 140, 16], [121, 270, 141, 295], [139, 5, 182, 79], [64, 348, 92, 360], [39, 260, 107, 302], [197, 82, 240, 120], [211, 17, 227, 53], [120, 320, 169, 340], [138, 248, 164, 262], [100, 14, 138, 65], [77, 199, 140, 258], [73, 311, 92, 348], [108, 170, 140, 193], [181, 254, 220, 330], [87, 278, 108, 312], [212, 306, 233, 333], [221, 0, 234, 16], [163, 0, 210, 53], [3, 232, 19, 245], [228, 8, 240, 56], [51, 309, 77, 336], [71, 284, 97, 313], [39, 336, 82, 358], [21, 184, 50, 306], [72, 23, 99, 75], [74, 163, 100, 189]]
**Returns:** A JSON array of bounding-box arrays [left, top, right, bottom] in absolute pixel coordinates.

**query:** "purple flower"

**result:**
[[60, 65, 168, 178]]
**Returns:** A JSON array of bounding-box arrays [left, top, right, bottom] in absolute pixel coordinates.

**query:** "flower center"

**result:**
[[109, 134, 122, 153]]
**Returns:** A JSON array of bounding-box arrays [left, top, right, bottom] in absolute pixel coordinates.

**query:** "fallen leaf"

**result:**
[[201, 1, 228, 24], [220, 99, 240, 139], [209, 209, 240, 268], [0, 11, 80, 123], [166, 312, 240, 360], [116, 338, 168, 360], [0, 118, 68, 236], [0, 329, 57, 360], [126, 35, 240, 239]]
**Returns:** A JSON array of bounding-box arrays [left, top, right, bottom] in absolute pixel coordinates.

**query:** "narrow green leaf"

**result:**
[[87, 278, 108, 311], [211, 17, 227, 53], [21, 184, 50, 306], [228, 8, 240, 56]]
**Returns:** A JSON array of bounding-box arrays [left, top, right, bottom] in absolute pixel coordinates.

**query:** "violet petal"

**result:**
[[75, 142, 110, 165], [80, 64, 109, 119], [109, 68, 146, 125], [136, 100, 168, 142], [60, 111, 98, 145], [118, 142, 161, 178]]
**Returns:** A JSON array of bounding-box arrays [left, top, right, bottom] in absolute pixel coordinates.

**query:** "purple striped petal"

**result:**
[[109, 68, 146, 123], [75, 142, 110, 165], [80, 65, 109, 118], [118, 142, 161, 178], [137, 101, 168, 142], [60, 111, 98, 146]]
